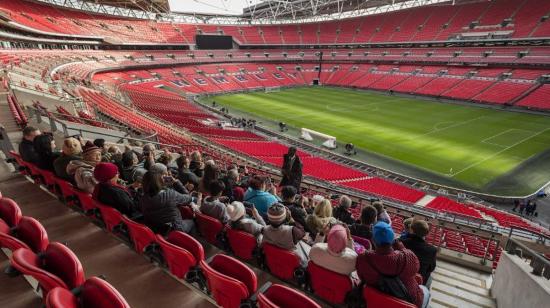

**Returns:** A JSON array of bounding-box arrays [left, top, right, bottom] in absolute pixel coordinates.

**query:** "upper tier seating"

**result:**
[[425, 197, 483, 219]]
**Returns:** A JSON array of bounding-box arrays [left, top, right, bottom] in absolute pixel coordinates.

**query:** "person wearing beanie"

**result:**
[[228, 201, 266, 242], [356, 222, 429, 308], [200, 180, 229, 224], [261, 203, 310, 266], [54, 137, 82, 181], [140, 171, 194, 235], [66, 141, 102, 193], [309, 224, 358, 276], [92, 162, 137, 217]]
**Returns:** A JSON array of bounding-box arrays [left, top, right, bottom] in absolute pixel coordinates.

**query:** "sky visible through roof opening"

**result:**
[[169, 0, 264, 15]]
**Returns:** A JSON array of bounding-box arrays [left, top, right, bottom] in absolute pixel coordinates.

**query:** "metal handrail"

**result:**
[[505, 237, 550, 280]]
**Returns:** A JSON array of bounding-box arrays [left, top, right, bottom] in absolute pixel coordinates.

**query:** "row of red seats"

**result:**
[[7, 93, 28, 128], [425, 196, 483, 220], [0, 194, 129, 308]]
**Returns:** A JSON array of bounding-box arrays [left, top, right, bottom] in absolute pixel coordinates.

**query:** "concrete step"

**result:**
[[430, 289, 493, 308], [431, 280, 495, 307]]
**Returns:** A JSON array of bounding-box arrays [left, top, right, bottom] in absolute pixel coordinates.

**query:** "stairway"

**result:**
[[0, 93, 20, 133], [430, 260, 496, 308]]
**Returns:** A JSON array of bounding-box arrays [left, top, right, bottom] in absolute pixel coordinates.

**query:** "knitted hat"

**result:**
[[149, 163, 168, 174], [327, 224, 348, 254], [93, 162, 118, 183], [227, 201, 245, 222], [373, 221, 395, 246], [82, 141, 101, 159], [267, 203, 286, 225]]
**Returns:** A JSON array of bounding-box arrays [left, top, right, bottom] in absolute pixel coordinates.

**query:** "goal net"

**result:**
[[300, 128, 337, 149], [265, 86, 281, 93]]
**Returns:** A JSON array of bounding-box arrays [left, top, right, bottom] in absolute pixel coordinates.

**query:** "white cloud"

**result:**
[[168, 0, 264, 16]]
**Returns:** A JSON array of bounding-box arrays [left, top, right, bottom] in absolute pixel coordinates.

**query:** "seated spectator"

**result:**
[[19, 126, 41, 163], [373, 201, 392, 226], [176, 155, 200, 190], [356, 222, 429, 308], [333, 195, 355, 225], [140, 171, 194, 234], [280, 186, 308, 231], [103, 145, 122, 164], [244, 175, 279, 217], [66, 141, 102, 193], [189, 150, 205, 178], [222, 168, 245, 202], [349, 204, 377, 242], [92, 162, 137, 217], [120, 151, 145, 184], [93, 138, 106, 153], [306, 199, 337, 240], [262, 203, 310, 266], [54, 137, 82, 181], [400, 217, 414, 240], [33, 134, 60, 171], [402, 220, 437, 286], [227, 201, 266, 241], [149, 163, 188, 194], [309, 224, 357, 276], [199, 160, 219, 194], [200, 180, 229, 224]]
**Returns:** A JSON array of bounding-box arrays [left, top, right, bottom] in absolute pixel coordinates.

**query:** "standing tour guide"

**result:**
[[281, 146, 303, 191]]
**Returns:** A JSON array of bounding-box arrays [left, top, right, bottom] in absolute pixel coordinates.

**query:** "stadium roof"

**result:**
[[86, 0, 170, 13]]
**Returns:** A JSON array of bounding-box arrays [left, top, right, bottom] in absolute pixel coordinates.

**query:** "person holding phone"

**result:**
[[280, 146, 303, 191]]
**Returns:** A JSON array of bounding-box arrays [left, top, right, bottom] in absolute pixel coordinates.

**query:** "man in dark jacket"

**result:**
[[280, 185, 309, 232], [280, 146, 302, 191], [333, 195, 355, 225], [176, 155, 199, 189], [19, 126, 41, 163], [402, 219, 437, 287]]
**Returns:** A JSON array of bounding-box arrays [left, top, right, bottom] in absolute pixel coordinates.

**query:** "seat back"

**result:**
[[156, 234, 196, 279], [73, 189, 96, 213], [81, 277, 130, 308], [43, 242, 85, 289], [227, 228, 257, 261], [54, 177, 75, 204], [0, 197, 22, 227], [200, 254, 256, 308], [45, 287, 78, 308], [262, 242, 301, 280], [9, 151, 28, 175], [195, 212, 224, 245], [0, 218, 9, 234], [121, 216, 156, 253], [11, 248, 69, 296], [307, 261, 353, 305], [95, 201, 123, 232], [26, 163, 43, 182], [363, 285, 416, 308], [14, 216, 49, 253], [38, 169, 57, 189], [258, 284, 321, 308], [167, 230, 204, 262]]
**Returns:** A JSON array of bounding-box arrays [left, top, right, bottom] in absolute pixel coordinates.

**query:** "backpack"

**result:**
[[368, 252, 413, 303]]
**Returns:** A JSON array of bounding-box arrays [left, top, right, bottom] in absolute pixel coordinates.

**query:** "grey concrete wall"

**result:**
[[491, 252, 550, 308]]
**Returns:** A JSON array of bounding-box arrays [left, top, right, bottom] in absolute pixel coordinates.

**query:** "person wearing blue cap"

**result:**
[[356, 221, 430, 308]]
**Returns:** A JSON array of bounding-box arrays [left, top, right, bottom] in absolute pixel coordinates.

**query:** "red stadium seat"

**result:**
[[9, 151, 28, 175], [0, 216, 49, 253], [258, 284, 321, 308], [72, 189, 96, 215], [262, 242, 302, 281], [0, 197, 22, 227], [54, 177, 77, 206], [226, 228, 257, 261], [307, 261, 353, 305], [11, 242, 85, 298], [200, 254, 257, 308], [156, 231, 204, 279], [363, 285, 416, 308], [195, 212, 224, 246], [121, 216, 156, 254], [94, 201, 123, 232], [46, 277, 130, 308], [37, 169, 57, 193]]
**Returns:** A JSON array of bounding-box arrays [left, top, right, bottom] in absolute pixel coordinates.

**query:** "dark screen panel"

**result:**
[[195, 35, 233, 49]]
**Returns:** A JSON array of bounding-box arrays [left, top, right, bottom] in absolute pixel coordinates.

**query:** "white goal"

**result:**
[[300, 128, 337, 149]]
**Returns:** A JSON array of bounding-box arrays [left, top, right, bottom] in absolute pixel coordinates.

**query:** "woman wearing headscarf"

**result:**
[[309, 224, 358, 276], [67, 141, 102, 193]]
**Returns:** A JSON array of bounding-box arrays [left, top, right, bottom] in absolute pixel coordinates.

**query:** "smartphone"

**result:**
[[163, 175, 173, 184]]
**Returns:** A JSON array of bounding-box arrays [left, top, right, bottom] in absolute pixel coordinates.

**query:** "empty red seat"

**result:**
[[121, 216, 156, 254], [0, 197, 22, 227], [200, 254, 257, 308], [94, 201, 123, 232], [262, 242, 302, 281], [363, 285, 416, 308], [54, 177, 77, 206], [37, 169, 57, 193], [195, 212, 224, 246], [258, 284, 321, 308], [9, 151, 28, 175], [226, 228, 257, 261], [11, 242, 85, 299], [0, 216, 49, 253], [307, 261, 353, 305], [46, 277, 130, 308], [72, 189, 96, 215], [156, 231, 204, 279]]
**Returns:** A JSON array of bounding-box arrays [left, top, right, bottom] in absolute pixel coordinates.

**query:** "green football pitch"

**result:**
[[208, 87, 550, 196]]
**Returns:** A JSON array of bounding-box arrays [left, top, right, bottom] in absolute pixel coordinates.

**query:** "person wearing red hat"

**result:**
[[92, 162, 137, 216]]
